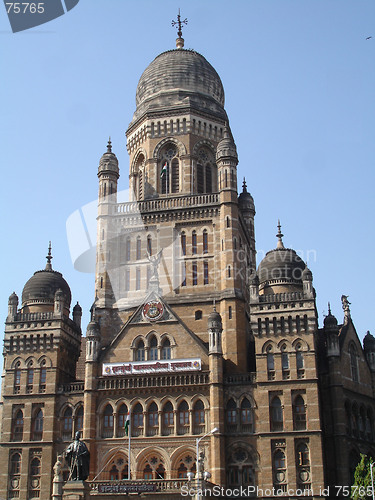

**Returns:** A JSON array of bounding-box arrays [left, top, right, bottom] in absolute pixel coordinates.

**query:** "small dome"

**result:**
[[73, 302, 82, 313], [302, 267, 313, 281], [249, 273, 259, 286], [324, 310, 338, 331], [216, 127, 238, 162], [132, 49, 226, 123], [364, 331, 375, 352], [86, 320, 100, 338], [21, 246, 71, 310], [238, 179, 255, 212], [208, 309, 222, 330], [98, 139, 119, 177], [8, 292, 18, 305]]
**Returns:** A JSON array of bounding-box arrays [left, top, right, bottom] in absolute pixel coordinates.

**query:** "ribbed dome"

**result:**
[[98, 139, 119, 177], [208, 309, 223, 330], [324, 308, 338, 331], [216, 127, 238, 162], [238, 179, 255, 212], [132, 49, 226, 122], [22, 269, 71, 308], [258, 248, 306, 286], [364, 331, 375, 352]]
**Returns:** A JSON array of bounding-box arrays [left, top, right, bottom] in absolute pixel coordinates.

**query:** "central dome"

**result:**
[[132, 49, 226, 122]]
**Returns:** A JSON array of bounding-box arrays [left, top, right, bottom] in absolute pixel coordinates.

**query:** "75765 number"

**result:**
[[6, 3, 45, 14]]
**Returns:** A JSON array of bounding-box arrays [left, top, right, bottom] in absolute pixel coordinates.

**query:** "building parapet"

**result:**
[[58, 381, 84, 393], [224, 372, 256, 385], [97, 371, 210, 390], [88, 479, 188, 495], [259, 291, 305, 303], [116, 193, 219, 214]]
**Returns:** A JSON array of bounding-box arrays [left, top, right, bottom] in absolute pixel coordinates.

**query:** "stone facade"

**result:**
[[1, 36, 375, 500]]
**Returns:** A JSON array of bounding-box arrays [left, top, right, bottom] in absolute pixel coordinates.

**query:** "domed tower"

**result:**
[[324, 304, 340, 357], [364, 331, 375, 371], [94, 27, 255, 372]]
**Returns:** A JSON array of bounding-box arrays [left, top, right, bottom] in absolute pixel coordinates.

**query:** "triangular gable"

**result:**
[[100, 292, 208, 361]]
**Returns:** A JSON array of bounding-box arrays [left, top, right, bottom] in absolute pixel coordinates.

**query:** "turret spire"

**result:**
[[172, 9, 187, 48], [276, 220, 285, 249], [46, 241, 53, 270], [242, 177, 248, 193], [107, 137, 112, 153]]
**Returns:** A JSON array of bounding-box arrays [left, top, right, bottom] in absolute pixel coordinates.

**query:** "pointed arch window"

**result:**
[[29, 456, 41, 498], [109, 465, 119, 480], [181, 232, 186, 256], [161, 339, 171, 360], [32, 409, 43, 441], [205, 165, 212, 193], [12, 409, 24, 441], [192, 263, 198, 286], [178, 401, 190, 434], [160, 145, 178, 194], [203, 230, 208, 254], [240, 398, 254, 433], [267, 350, 275, 380], [192, 231, 197, 255], [226, 399, 237, 432], [149, 336, 158, 361], [350, 344, 359, 382], [193, 400, 205, 434], [147, 235, 152, 256], [136, 340, 145, 361], [162, 402, 174, 435], [270, 397, 283, 432], [204, 261, 209, 285], [9, 452, 21, 499], [102, 404, 114, 438], [117, 404, 128, 438], [136, 237, 141, 260], [136, 267, 141, 290], [296, 443, 311, 489], [171, 158, 179, 193], [62, 407, 73, 441], [273, 449, 287, 489], [148, 402, 159, 435], [132, 403, 144, 436], [293, 395, 307, 430], [75, 406, 83, 434], [26, 363, 34, 393], [39, 359, 47, 393], [143, 464, 153, 480], [14, 362, 21, 394]]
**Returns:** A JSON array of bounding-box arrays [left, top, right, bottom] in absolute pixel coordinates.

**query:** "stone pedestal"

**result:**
[[62, 481, 90, 500]]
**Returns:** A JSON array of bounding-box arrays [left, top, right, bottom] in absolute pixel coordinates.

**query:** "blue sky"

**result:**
[[1, 0, 374, 341]]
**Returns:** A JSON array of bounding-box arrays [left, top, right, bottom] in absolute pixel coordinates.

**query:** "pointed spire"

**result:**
[[45, 241, 53, 270], [172, 9, 187, 48], [276, 220, 285, 249], [328, 302, 331, 315], [242, 178, 248, 193], [107, 137, 112, 153]]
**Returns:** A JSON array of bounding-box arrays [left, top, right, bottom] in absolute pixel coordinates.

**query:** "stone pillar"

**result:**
[[62, 481, 90, 500]]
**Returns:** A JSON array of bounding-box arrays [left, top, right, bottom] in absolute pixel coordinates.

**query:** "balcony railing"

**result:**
[[224, 373, 256, 385], [98, 372, 209, 390], [116, 193, 219, 215]]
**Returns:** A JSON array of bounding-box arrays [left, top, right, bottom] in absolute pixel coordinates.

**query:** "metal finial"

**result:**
[[242, 177, 248, 192], [213, 297, 216, 312], [46, 241, 53, 270], [276, 220, 285, 249], [107, 137, 112, 153], [328, 302, 331, 315], [172, 9, 187, 47]]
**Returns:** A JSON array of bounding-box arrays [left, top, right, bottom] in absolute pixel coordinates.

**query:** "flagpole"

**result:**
[[128, 409, 131, 480]]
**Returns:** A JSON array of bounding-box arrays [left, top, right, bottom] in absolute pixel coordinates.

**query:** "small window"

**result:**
[[293, 395, 307, 430], [270, 397, 283, 431], [192, 231, 197, 255], [147, 236, 152, 256], [149, 336, 158, 361], [161, 339, 171, 360], [195, 310, 202, 320], [136, 237, 141, 260], [181, 232, 186, 256], [204, 261, 209, 285], [203, 230, 208, 254], [136, 340, 145, 361], [32, 409, 43, 441], [229, 306, 232, 319], [192, 263, 198, 286]]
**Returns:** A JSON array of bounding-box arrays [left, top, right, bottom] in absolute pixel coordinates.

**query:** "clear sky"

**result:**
[[1, 0, 374, 342]]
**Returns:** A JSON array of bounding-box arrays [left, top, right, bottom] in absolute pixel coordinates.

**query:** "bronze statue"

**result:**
[[64, 431, 90, 481]]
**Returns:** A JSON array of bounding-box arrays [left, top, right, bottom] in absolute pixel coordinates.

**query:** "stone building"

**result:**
[[1, 28, 375, 500]]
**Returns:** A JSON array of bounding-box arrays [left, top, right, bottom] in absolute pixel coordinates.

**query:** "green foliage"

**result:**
[[351, 454, 374, 500]]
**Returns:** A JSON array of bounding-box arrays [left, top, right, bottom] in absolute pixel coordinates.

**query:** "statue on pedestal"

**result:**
[[64, 431, 90, 481]]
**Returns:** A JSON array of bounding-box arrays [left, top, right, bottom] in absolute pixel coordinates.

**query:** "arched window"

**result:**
[[193, 400, 205, 433], [102, 405, 114, 438], [178, 462, 188, 478], [147, 235, 152, 256], [350, 344, 359, 382], [9, 452, 21, 499], [227, 448, 255, 488], [27, 362, 34, 393], [149, 336, 158, 360], [192, 263, 198, 286], [205, 165, 212, 193], [171, 158, 179, 193], [226, 399, 237, 432], [178, 401, 190, 434], [270, 397, 283, 432], [32, 409, 43, 441], [273, 449, 287, 488], [161, 339, 171, 360], [293, 395, 307, 430], [143, 464, 153, 480], [118, 404, 128, 438], [136, 267, 141, 290], [29, 457, 41, 496], [39, 360, 46, 393], [195, 310, 202, 321], [125, 237, 131, 261], [192, 231, 197, 255], [132, 403, 144, 436], [181, 232, 186, 256], [296, 351, 304, 369], [197, 164, 204, 193], [109, 465, 119, 480], [160, 145, 178, 194], [282, 351, 290, 380], [267, 351, 275, 380], [14, 362, 21, 394], [148, 402, 158, 435], [203, 230, 208, 254], [62, 407, 73, 441], [156, 463, 165, 479], [136, 237, 141, 260], [75, 406, 83, 434], [240, 398, 254, 432], [203, 261, 209, 285], [162, 402, 174, 435], [136, 340, 145, 361], [12, 409, 24, 441]]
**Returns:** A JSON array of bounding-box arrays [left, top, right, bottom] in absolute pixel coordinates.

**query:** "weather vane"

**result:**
[[172, 9, 188, 39]]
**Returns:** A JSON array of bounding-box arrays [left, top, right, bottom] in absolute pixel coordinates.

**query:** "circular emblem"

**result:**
[[143, 301, 164, 321]]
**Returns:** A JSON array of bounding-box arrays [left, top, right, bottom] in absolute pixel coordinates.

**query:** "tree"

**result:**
[[351, 454, 374, 500]]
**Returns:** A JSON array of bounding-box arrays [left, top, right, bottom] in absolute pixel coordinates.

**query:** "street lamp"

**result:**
[[370, 462, 375, 500], [196, 427, 218, 500]]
